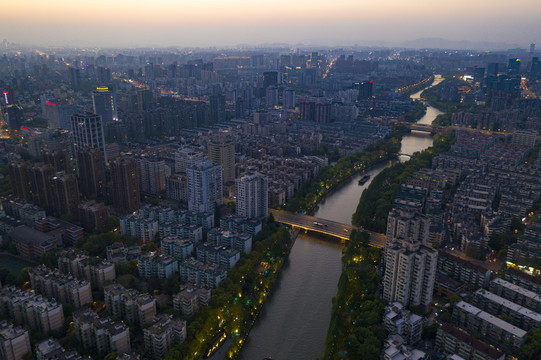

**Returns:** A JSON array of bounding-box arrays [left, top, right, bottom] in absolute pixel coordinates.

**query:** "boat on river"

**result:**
[[358, 174, 370, 185]]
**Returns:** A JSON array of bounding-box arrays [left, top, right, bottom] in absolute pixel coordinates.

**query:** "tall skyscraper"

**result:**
[[187, 160, 223, 214], [92, 87, 118, 123], [236, 172, 268, 219], [207, 136, 235, 184], [110, 157, 140, 214], [71, 112, 107, 163], [77, 148, 105, 199], [530, 43, 535, 54], [50, 171, 80, 217], [383, 208, 437, 307]]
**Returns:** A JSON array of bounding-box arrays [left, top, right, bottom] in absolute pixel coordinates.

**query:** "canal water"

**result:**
[[240, 77, 443, 360]]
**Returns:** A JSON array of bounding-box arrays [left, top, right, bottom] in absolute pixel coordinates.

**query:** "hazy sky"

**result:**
[[2, 0, 540, 48]]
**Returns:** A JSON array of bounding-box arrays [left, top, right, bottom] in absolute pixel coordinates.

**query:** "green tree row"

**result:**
[[164, 222, 291, 360], [322, 230, 385, 360]]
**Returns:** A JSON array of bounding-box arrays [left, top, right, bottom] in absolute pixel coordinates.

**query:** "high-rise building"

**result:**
[[487, 63, 499, 78], [508, 58, 521, 76], [283, 88, 296, 109], [356, 81, 373, 100], [236, 172, 268, 219], [530, 43, 535, 54], [209, 94, 225, 123], [207, 137, 235, 184], [77, 148, 105, 199], [383, 208, 437, 306], [263, 71, 278, 88], [5, 105, 23, 129], [266, 86, 279, 107], [43, 150, 68, 173], [92, 87, 118, 123], [69, 68, 81, 87], [70, 112, 107, 163], [40, 96, 74, 129], [50, 172, 80, 217], [175, 147, 206, 174], [110, 157, 140, 214], [137, 157, 168, 196], [29, 164, 55, 210], [187, 160, 223, 214]]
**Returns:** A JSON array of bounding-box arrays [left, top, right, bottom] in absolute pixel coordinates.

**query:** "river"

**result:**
[[240, 77, 443, 360]]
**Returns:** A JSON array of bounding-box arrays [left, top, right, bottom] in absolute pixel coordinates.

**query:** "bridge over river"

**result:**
[[270, 209, 385, 248]]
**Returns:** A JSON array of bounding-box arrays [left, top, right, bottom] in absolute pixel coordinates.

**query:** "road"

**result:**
[[270, 209, 386, 248]]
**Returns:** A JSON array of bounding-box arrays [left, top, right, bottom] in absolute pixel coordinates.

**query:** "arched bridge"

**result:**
[[270, 209, 385, 248]]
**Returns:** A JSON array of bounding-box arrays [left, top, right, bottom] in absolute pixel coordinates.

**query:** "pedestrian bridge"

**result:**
[[270, 209, 385, 248]]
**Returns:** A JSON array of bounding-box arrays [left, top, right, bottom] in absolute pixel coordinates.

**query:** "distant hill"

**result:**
[[395, 38, 522, 51]]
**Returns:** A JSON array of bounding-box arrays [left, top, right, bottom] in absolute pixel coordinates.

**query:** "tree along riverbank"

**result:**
[[283, 126, 407, 215], [352, 130, 456, 233], [321, 230, 385, 359], [164, 220, 291, 360]]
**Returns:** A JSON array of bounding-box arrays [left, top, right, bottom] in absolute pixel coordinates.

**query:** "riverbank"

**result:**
[[322, 230, 385, 359], [352, 130, 456, 232], [164, 223, 292, 360], [284, 126, 405, 216]]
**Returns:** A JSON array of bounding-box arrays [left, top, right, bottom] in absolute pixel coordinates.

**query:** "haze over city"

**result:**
[[2, 0, 541, 48]]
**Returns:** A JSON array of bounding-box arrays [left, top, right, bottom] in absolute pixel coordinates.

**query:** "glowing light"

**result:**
[[45, 101, 56, 106]]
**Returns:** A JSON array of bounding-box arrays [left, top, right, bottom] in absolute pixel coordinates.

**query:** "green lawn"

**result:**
[[0, 254, 34, 275]]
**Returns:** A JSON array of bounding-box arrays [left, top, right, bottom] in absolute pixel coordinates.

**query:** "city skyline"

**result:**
[[2, 0, 540, 49]]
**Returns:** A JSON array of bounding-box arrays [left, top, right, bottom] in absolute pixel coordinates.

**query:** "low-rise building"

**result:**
[[35, 338, 90, 360], [173, 284, 211, 318], [179, 258, 227, 289], [0, 286, 64, 333], [143, 314, 186, 360], [435, 324, 504, 360], [137, 254, 178, 279], [452, 301, 527, 353], [29, 265, 92, 308], [9, 225, 58, 259], [57, 249, 116, 288], [383, 335, 427, 360], [104, 283, 156, 325], [383, 302, 423, 345], [0, 320, 31, 360], [437, 251, 491, 290], [505, 268, 541, 296], [73, 308, 131, 355], [120, 214, 158, 242], [471, 289, 541, 331], [196, 242, 240, 269], [207, 229, 253, 253], [161, 236, 194, 262]]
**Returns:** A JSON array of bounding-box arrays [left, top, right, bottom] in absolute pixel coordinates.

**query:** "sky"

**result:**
[[2, 0, 540, 48]]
